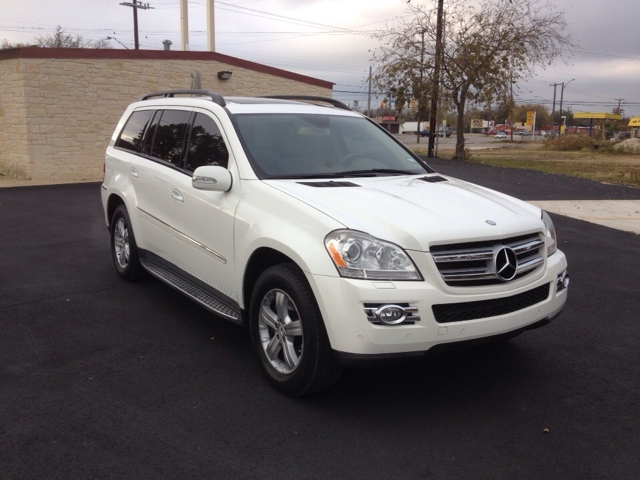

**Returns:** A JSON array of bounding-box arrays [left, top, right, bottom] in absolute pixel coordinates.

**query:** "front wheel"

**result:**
[[249, 264, 342, 396]]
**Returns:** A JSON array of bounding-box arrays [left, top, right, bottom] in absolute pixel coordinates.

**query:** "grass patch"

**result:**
[[542, 134, 595, 151], [436, 147, 640, 187]]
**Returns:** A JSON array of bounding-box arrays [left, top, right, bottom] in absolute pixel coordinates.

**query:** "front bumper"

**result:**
[[307, 250, 568, 357]]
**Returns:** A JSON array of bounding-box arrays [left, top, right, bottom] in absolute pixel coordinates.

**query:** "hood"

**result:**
[[264, 174, 543, 251]]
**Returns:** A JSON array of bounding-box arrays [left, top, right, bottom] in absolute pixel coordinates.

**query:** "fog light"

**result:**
[[557, 270, 570, 292], [364, 304, 420, 325], [376, 305, 406, 325]]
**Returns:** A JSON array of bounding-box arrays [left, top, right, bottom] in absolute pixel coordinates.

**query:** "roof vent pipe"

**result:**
[[162, 39, 172, 50]]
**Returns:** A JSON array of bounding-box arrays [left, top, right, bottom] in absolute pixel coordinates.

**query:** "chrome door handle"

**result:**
[[129, 167, 138, 178], [171, 189, 184, 202]]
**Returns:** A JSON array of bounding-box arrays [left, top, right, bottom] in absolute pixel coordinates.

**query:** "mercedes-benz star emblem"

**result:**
[[486, 220, 496, 226], [495, 247, 518, 281]]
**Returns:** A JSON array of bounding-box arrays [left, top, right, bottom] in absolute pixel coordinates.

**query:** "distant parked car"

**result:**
[[495, 132, 507, 140], [419, 129, 430, 137], [618, 132, 631, 140]]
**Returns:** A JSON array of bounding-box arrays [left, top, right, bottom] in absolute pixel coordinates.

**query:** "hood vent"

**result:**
[[297, 181, 361, 188], [419, 175, 448, 183]]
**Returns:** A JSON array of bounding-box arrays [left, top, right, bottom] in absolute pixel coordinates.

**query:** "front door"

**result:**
[[164, 110, 240, 302]]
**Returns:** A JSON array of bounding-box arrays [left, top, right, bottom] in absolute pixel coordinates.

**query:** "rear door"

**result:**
[[130, 108, 193, 256]]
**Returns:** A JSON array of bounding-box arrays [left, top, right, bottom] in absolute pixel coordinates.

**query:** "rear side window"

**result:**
[[116, 110, 153, 152], [140, 110, 161, 155], [150, 110, 191, 166], [185, 113, 229, 172]]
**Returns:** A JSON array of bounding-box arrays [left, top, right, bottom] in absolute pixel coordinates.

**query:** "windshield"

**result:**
[[233, 114, 433, 179]]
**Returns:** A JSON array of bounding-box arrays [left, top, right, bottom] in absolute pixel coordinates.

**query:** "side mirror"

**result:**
[[192, 165, 232, 192]]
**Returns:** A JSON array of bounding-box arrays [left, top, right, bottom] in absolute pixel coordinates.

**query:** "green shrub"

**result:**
[[542, 135, 595, 151]]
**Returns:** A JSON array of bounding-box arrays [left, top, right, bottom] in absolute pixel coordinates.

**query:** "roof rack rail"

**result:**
[[263, 95, 351, 111], [139, 89, 226, 107]]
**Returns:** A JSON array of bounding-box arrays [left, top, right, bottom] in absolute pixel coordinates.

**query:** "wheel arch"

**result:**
[[106, 193, 125, 227], [242, 247, 299, 312]]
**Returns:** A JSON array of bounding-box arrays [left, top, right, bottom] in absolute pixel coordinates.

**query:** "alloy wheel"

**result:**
[[258, 289, 304, 374], [114, 218, 131, 269]]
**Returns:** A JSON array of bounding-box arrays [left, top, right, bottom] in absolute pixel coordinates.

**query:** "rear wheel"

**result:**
[[249, 263, 342, 396], [110, 204, 145, 281]]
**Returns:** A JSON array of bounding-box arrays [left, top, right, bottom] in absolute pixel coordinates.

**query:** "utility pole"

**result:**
[[417, 28, 426, 144], [367, 66, 372, 117], [119, 1, 154, 50], [428, 0, 444, 157], [549, 83, 560, 136], [615, 98, 625, 114], [510, 74, 514, 142], [558, 79, 574, 135]]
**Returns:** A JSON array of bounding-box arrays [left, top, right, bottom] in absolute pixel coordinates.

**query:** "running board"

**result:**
[[140, 258, 242, 325]]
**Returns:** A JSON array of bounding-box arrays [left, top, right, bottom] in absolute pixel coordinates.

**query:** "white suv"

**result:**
[[101, 90, 569, 396]]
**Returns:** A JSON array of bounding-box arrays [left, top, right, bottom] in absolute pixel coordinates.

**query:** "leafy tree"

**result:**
[[1, 26, 110, 49]]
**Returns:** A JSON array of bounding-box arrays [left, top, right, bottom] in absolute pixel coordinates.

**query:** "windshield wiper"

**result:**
[[271, 169, 416, 180]]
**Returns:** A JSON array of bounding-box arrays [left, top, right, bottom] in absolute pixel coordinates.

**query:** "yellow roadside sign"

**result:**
[[525, 111, 535, 126]]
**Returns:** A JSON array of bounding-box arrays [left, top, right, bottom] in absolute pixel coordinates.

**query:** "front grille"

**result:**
[[432, 282, 551, 323], [430, 233, 545, 286]]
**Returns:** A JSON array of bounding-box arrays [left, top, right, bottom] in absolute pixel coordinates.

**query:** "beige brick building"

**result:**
[[0, 48, 333, 182]]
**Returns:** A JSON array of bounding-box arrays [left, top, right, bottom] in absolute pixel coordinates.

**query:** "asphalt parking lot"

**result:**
[[1, 161, 639, 479]]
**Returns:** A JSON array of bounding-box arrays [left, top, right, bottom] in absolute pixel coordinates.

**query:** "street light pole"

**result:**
[[106, 36, 130, 49]]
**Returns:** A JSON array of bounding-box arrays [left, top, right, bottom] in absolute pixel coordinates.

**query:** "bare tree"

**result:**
[[2, 26, 111, 49], [371, 9, 434, 143], [373, 0, 572, 158], [442, 0, 572, 158]]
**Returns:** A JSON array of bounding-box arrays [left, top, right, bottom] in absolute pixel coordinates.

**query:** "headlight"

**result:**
[[324, 230, 422, 280], [541, 210, 557, 256]]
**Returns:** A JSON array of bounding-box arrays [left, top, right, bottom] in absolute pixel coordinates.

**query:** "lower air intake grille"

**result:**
[[432, 283, 551, 323]]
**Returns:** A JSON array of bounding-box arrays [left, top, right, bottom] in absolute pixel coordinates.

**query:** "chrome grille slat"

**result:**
[[430, 233, 545, 287], [516, 256, 544, 273], [511, 239, 545, 254], [432, 250, 494, 263]]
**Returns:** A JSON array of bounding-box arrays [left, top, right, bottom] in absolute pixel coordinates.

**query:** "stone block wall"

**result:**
[[0, 59, 29, 178], [0, 49, 332, 182]]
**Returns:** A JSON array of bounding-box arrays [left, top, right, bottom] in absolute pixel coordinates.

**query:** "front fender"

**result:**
[[234, 180, 344, 308]]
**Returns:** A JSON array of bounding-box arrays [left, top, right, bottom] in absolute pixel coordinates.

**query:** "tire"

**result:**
[[249, 263, 342, 396], [110, 204, 146, 281]]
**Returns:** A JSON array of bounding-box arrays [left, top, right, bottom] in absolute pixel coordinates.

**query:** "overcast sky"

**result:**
[[3, 0, 640, 116]]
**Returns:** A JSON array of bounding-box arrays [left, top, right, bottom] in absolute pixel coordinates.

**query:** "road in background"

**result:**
[[1, 167, 639, 479], [397, 132, 540, 151]]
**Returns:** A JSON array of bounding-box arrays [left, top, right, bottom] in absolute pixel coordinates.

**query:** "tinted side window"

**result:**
[[150, 110, 191, 166], [185, 114, 229, 172], [140, 110, 161, 156], [116, 110, 153, 152]]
